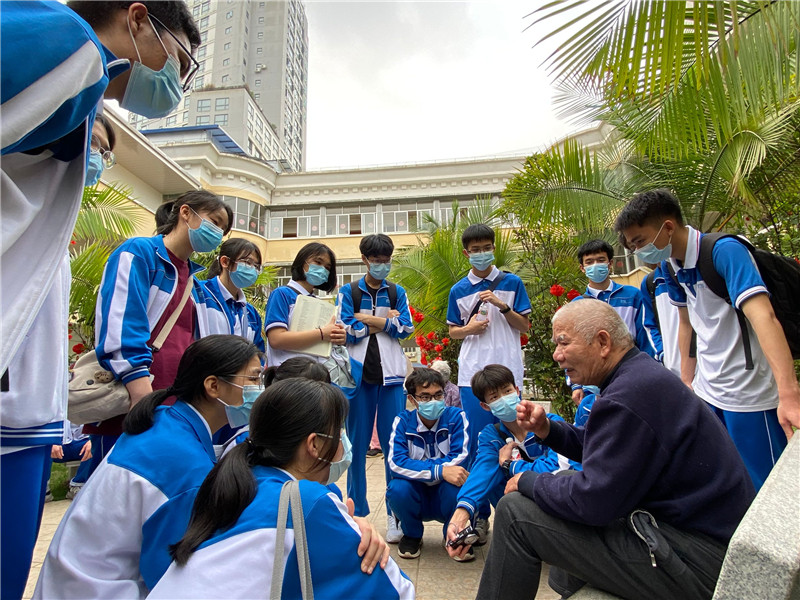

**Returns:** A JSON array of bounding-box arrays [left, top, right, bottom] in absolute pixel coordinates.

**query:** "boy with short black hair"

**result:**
[[386, 368, 470, 561], [616, 188, 800, 490], [336, 233, 414, 540], [445, 364, 574, 561]]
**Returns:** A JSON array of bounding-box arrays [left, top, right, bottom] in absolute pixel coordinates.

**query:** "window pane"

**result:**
[[326, 215, 337, 236], [283, 217, 298, 238], [349, 214, 362, 235], [395, 211, 408, 233], [309, 216, 320, 236], [269, 218, 283, 239], [362, 213, 375, 234]]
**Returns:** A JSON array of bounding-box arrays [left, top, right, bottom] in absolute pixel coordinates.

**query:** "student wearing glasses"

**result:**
[[386, 368, 470, 562]]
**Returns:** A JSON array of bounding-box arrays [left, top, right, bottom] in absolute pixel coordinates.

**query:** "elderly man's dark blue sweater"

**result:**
[[519, 349, 755, 543]]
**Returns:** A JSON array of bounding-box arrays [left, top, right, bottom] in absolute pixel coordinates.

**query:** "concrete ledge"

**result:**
[[712, 434, 800, 600]]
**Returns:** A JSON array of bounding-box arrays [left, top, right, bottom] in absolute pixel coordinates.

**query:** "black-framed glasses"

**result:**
[[413, 392, 445, 402], [149, 14, 200, 92], [90, 135, 115, 168]]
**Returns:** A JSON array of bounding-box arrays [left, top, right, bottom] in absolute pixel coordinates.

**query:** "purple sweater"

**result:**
[[519, 349, 754, 543]]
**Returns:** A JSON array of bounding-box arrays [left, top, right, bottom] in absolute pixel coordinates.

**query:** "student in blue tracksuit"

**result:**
[[568, 239, 662, 405], [337, 234, 415, 533], [87, 190, 232, 467], [200, 238, 266, 352], [639, 261, 684, 378], [149, 378, 414, 600], [1, 3, 200, 595], [386, 368, 470, 561], [264, 242, 346, 367], [446, 365, 576, 562], [35, 335, 263, 599]]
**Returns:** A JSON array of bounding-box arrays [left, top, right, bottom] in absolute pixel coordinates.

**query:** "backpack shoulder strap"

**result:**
[[386, 281, 398, 310], [468, 271, 508, 321], [348, 281, 363, 312]]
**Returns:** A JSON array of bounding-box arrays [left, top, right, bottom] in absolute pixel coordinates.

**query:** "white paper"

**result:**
[[288, 294, 335, 357]]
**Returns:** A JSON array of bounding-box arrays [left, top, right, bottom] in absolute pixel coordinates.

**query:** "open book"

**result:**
[[288, 294, 335, 357]]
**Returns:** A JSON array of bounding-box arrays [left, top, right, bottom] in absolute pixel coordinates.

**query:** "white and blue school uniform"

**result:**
[[446, 266, 532, 463], [455, 415, 575, 520], [640, 262, 682, 377], [95, 235, 211, 384], [666, 226, 785, 491], [264, 280, 329, 368], [35, 401, 217, 599], [199, 276, 265, 351], [1, 3, 126, 596], [336, 277, 414, 517], [148, 466, 415, 600], [386, 406, 469, 538]]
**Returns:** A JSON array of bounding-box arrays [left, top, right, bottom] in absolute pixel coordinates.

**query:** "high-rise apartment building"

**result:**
[[129, 0, 308, 171]]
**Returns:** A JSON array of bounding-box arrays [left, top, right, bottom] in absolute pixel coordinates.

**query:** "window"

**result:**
[[192, 5, 200, 19], [255, 79, 261, 87], [257, 47, 263, 54], [382, 211, 408, 233], [222, 74, 230, 83], [224, 41, 231, 50], [215, 97, 229, 110], [223, 58, 230, 66], [257, 32, 263, 39], [200, 16, 209, 28], [200, 30, 207, 43], [201, 0, 210, 14], [268, 210, 321, 239], [258, 16, 264, 23], [183, 97, 190, 109], [196, 115, 210, 125], [196, 99, 211, 112], [225, 26, 232, 34], [325, 214, 374, 236], [225, 10, 233, 19], [197, 45, 206, 59], [198, 60, 206, 73], [254, 93, 260, 100], [166, 115, 177, 126], [214, 113, 228, 126], [193, 75, 204, 89]]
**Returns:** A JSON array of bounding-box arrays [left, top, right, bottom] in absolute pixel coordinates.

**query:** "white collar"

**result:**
[[217, 277, 246, 304], [467, 265, 500, 285], [288, 280, 312, 296]]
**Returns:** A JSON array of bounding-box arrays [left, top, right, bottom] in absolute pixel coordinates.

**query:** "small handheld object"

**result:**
[[447, 525, 479, 548]]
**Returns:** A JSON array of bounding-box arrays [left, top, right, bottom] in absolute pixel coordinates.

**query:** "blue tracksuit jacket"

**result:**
[[198, 276, 265, 351]]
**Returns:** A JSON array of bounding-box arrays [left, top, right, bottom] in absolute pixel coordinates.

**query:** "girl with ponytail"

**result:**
[[150, 379, 414, 600], [199, 238, 266, 352], [35, 336, 262, 599]]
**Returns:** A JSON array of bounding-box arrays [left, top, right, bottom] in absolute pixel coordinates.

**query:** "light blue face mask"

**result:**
[[188, 208, 224, 253], [417, 399, 446, 421], [634, 222, 673, 264], [305, 263, 330, 287], [582, 385, 600, 397], [469, 251, 494, 271], [318, 430, 352, 485], [489, 391, 520, 423], [85, 150, 104, 186], [229, 262, 259, 289], [120, 17, 183, 118], [368, 262, 391, 281], [584, 263, 610, 284], [219, 382, 264, 428]]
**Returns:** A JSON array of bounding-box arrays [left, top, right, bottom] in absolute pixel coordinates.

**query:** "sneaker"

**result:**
[[473, 517, 490, 546], [366, 448, 382, 458], [451, 545, 475, 563], [386, 514, 403, 544], [65, 485, 82, 500], [397, 536, 422, 559]]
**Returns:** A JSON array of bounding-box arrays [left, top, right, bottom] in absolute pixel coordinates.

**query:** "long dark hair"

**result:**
[[290, 242, 337, 293], [123, 335, 260, 435], [155, 190, 233, 236], [262, 356, 331, 387], [207, 238, 263, 279], [170, 378, 348, 565]]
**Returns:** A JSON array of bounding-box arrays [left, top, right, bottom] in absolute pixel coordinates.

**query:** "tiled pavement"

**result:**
[[25, 454, 560, 599]]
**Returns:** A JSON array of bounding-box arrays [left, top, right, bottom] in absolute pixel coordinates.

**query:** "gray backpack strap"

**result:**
[[270, 480, 314, 600]]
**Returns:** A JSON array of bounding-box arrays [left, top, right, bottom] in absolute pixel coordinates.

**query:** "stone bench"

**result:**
[[568, 434, 800, 600]]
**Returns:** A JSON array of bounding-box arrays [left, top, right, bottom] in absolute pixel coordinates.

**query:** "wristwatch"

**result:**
[[499, 304, 512, 314], [501, 459, 513, 477]]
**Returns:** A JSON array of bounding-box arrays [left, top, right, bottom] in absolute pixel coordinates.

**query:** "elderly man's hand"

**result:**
[[516, 399, 550, 439], [504, 473, 523, 494]]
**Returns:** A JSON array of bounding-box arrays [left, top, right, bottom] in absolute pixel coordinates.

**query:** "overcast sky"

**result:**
[[304, 1, 575, 170]]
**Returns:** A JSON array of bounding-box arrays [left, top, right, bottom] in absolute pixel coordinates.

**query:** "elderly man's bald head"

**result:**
[[552, 300, 633, 348]]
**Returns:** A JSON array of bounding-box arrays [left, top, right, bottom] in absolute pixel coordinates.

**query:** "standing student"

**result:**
[[264, 242, 346, 367], [336, 234, 414, 534], [45, 421, 93, 501], [149, 378, 414, 600], [1, 3, 200, 595], [200, 238, 265, 352], [639, 261, 686, 378], [616, 189, 800, 490], [88, 190, 232, 467], [35, 335, 263, 599]]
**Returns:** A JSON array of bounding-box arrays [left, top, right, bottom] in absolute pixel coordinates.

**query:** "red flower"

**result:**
[[425, 342, 435, 352], [520, 334, 529, 347], [441, 337, 450, 346], [72, 343, 85, 354], [416, 335, 425, 346], [414, 313, 425, 323], [550, 284, 565, 297], [426, 331, 436, 340], [409, 306, 417, 316], [566, 289, 581, 301], [68, 335, 73, 340], [421, 355, 428, 366], [434, 344, 444, 352]]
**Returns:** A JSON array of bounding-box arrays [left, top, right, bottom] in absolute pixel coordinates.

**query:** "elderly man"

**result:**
[[476, 300, 754, 600]]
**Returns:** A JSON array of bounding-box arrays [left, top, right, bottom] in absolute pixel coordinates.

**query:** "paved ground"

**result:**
[[26, 453, 560, 599]]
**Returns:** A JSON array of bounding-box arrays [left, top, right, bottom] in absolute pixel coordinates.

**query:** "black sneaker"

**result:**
[[366, 448, 382, 458], [398, 535, 422, 559]]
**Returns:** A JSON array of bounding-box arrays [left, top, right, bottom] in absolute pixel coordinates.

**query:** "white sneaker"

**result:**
[[66, 485, 82, 500], [386, 514, 403, 544], [473, 517, 490, 546]]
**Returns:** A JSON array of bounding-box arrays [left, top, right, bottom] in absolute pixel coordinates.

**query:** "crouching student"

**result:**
[[445, 364, 575, 561], [148, 378, 414, 599], [386, 369, 470, 561]]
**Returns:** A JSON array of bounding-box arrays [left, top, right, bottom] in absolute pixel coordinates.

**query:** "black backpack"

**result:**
[[348, 281, 398, 312], [696, 233, 800, 369]]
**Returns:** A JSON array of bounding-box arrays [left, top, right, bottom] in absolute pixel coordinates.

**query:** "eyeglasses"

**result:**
[[221, 374, 262, 384], [91, 136, 115, 168], [412, 392, 445, 402], [149, 14, 200, 92], [237, 259, 263, 273]]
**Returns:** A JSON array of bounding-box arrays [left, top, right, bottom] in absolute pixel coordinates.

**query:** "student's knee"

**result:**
[[386, 478, 416, 504]]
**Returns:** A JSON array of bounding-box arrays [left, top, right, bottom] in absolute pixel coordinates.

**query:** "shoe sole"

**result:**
[[398, 541, 422, 559], [452, 552, 476, 563]]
